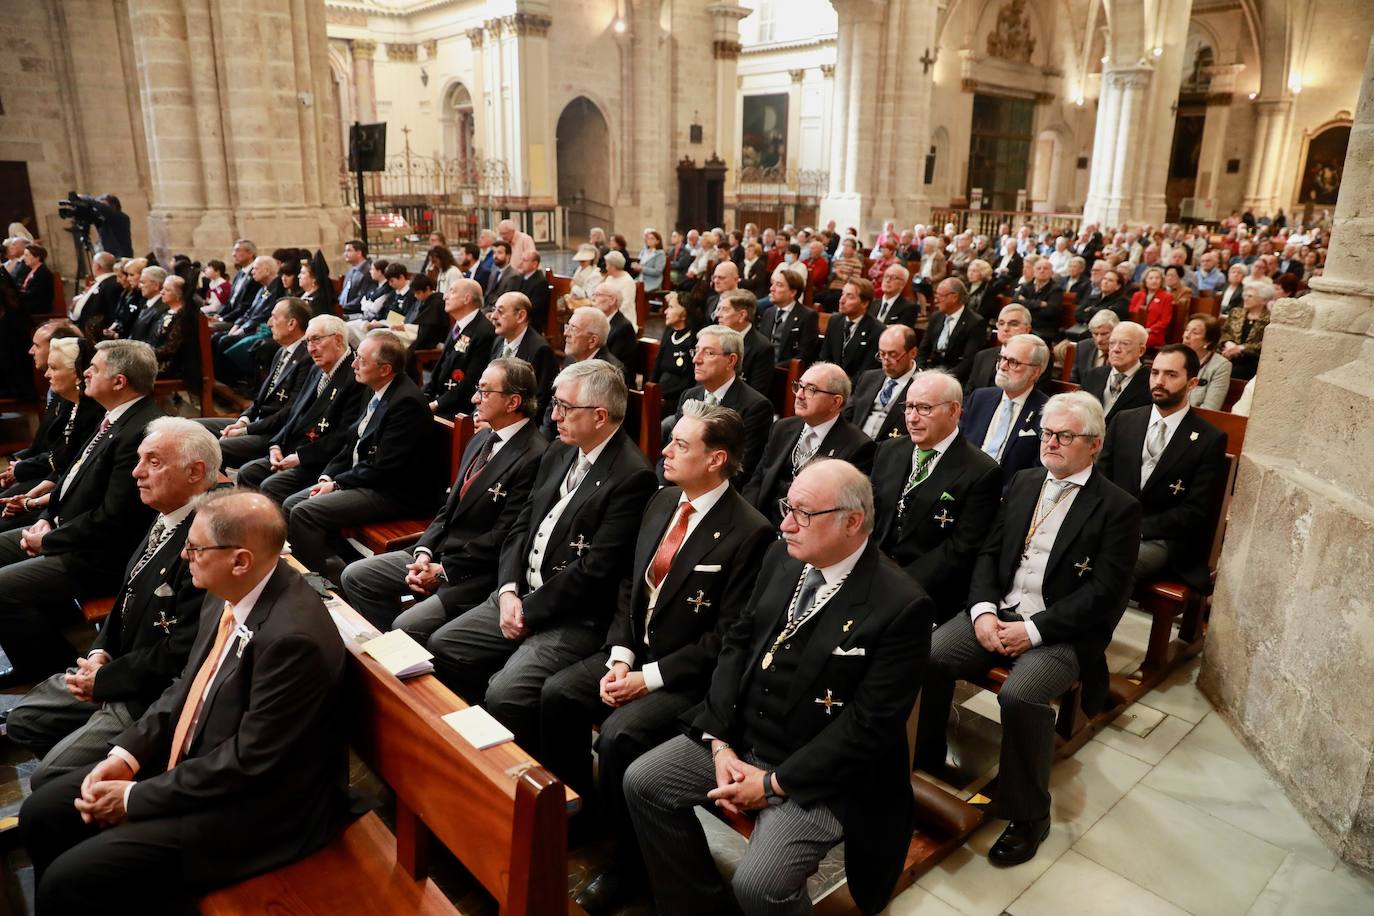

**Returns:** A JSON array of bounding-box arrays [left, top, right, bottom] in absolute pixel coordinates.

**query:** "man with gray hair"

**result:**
[[427, 359, 657, 754], [1081, 320, 1151, 421], [0, 340, 164, 686], [965, 302, 1055, 394], [743, 361, 873, 527], [6, 418, 220, 784], [961, 333, 1051, 483], [70, 252, 122, 338], [1071, 308, 1118, 383], [423, 276, 495, 418], [916, 390, 1140, 867], [624, 459, 932, 916], [712, 289, 773, 395]]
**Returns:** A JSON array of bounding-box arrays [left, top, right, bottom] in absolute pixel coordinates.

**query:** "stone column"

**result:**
[[624, 0, 669, 227], [708, 2, 749, 195], [1201, 35, 1374, 873], [1242, 97, 1294, 214], [1082, 65, 1152, 226], [1136, 0, 1192, 224], [351, 39, 377, 123], [883, 0, 936, 225], [822, 0, 886, 236], [1191, 63, 1245, 220]]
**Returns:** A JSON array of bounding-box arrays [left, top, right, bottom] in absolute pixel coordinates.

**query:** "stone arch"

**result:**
[[555, 95, 613, 244], [327, 47, 353, 165], [1030, 123, 1074, 210], [439, 80, 477, 171], [930, 125, 953, 206]]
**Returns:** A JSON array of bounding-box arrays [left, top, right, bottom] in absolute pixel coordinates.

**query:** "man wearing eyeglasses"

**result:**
[[845, 324, 919, 443], [1081, 320, 1151, 422], [340, 358, 547, 635], [624, 459, 931, 916], [916, 278, 985, 385], [961, 333, 1051, 486], [664, 325, 773, 487], [743, 362, 873, 528], [818, 278, 884, 381], [871, 371, 1002, 621], [426, 359, 656, 754], [964, 303, 1056, 395], [916, 391, 1140, 867], [488, 291, 557, 406], [713, 289, 773, 394]]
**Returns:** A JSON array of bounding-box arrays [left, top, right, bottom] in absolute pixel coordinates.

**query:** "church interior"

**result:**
[[2, 0, 1374, 912]]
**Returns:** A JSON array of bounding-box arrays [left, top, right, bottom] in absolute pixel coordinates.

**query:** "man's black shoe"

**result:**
[[575, 868, 642, 914], [988, 816, 1051, 866]]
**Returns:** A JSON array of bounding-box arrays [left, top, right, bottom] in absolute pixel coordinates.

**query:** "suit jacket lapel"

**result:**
[[1146, 410, 1199, 488], [455, 426, 529, 521], [1118, 411, 1147, 492], [656, 493, 736, 611], [904, 439, 963, 521], [1046, 475, 1103, 577], [198, 563, 288, 726], [557, 436, 620, 531]]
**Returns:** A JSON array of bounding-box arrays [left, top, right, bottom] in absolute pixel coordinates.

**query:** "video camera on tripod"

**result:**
[[56, 191, 101, 286]]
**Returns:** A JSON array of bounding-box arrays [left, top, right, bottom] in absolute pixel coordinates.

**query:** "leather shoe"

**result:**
[[575, 868, 641, 914], [988, 816, 1051, 866]]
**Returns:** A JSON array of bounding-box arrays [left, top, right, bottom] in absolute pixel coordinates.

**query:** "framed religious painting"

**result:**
[[1295, 118, 1352, 207], [741, 94, 788, 175]]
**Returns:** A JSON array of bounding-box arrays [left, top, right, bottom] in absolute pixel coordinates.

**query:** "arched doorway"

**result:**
[[441, 82, 476, 176], [556, 97, 612, 244]]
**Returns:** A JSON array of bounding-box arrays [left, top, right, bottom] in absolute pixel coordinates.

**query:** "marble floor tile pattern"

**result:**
[[3, 645, 1374, 915]]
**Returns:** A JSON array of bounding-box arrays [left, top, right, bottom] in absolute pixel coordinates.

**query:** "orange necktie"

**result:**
[[650, 502, 694, 588], [167, 604, 236, 770]]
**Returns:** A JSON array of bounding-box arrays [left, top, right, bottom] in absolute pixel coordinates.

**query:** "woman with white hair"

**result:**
[[600, 250, 639, 330], [1218, 282, 1274, 379]]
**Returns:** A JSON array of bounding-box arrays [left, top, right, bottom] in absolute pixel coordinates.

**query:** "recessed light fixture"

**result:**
[[1152, 46, 1164, 57], [613, 18, 626, 33]]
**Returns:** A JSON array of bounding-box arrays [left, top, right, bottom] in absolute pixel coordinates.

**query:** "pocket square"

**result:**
[[1017, 428, 1037, 437], [693, 564, 723, 572], [939, 491, 955, 501], [831, 646, 866, 657], [154, 583, 175, 598]]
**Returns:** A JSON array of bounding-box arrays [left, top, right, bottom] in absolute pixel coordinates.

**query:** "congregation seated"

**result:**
[[819, 235, 863, 310], [1070, 308, 1118, 383], [712, 288, 774, 394], [1095, 344, 1229, 590], [422, 277, 494, 418], [0, 340, 163, 685], [916, 391, 1141, 866], [490, 291, 558, 406], [125, 265, 167, 344], [213, 255, 282, 383], [19, 490, 348, 913], [624, 459, 932, 916], [916, 278, 984, 385], [7, 418, 219, 786], [482, 240, 515, 308], [0, 334, 102, 533], [348, 261, 416, 344], [1218, 281, 1273, 380], [819, 277, 883, 381], [505, 248, 553, 332], [965, 302, 1055, 394], [425, 359, 657, 753], [1061, 255, 1092, 304], [757, 269, 820, 367], [202, 298, 315, 468], [961, 333, 1051, 485], [661, 324, 772, 488], [236, 315, 364, 502], [1181, 313, 1232, 409], [649, 296, 696, 414], [697, 259, 741, 326], [106, 257, 148, 338], [341, 358, 547, 636], [351, 257, 394, 335], [543, 401, 775, 912], [282, 330, 437, 584], [844, 324, 919, 443], [871, 370, 1002, 620], [1080, 320, 1152, 422], [742, 362, 874, 527]]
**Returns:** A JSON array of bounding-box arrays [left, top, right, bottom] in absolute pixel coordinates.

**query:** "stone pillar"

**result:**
[[883, 0, 936, 225], [1242, 97, 1294, 214], [1082, 65, 1152, 226], [1136, 0, 1192, 224], [623, 0, 669, 227], [1201, 35, 1374, 872], [1191, 63, 1245, 220], [708, 2, 749, 198], [822, 0, 886, 236], [351, 39, 377, 124]]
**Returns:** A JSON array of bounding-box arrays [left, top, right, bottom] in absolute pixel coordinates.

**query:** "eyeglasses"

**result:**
[[550, 398, 598, 415], [183, 544, 242, 557], [996, 355, 1030, 370], [689, 347, 724, 359], [791, 381, 842, 397], [875, 349, 912, 361], [474, 386, 513, 400], [778, 499, 849, 528], [1039, 429, 1099, 446], [304, 334, 338, 345], [902, 400, 955, 416]]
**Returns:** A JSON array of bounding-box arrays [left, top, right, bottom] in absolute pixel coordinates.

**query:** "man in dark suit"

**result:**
[[916, 391, 1140, 866], [1012, 258, 1064, 343], [663, 325, 773, 487], [872, 370, 1002, 620], [282, 331, 437, 583], [991, 238, 1023, 284], [961, 333, 1051, 485], [510, 248, 552, 333], [16, 244, 55, 316], [215, 239, 262, 329], [845, 324, 919, 445], [19, 491, 347, 912], [592, 285, 638, 369], [1070, 310, 1117, 383], [538, 306, 625, 436], [965, 303, 1054, 394], [490, 291, 557, 405], [1081, 320, 1151, 423], [917, 278, 985, 385], [714, 289, 773, 394], [6, 419, 218, 786], [1061, 256, 1093, 305], [1095, 344, 1228, 590], [236, 315, 364, 502], [544, 403, 775, 912], [213, 255, 282, 383], [483, 240, 515, 308], [757, 270, 820, 367], [697, 260, 740, 323], [0, 341, 163, 685], [201, 298, 314, 468], [873, 263, 919, 327], [819, 277, 883, 380], [624, 459, 931, 916], [342, 358, 547, 633], [337, 239, 377, 318], [743, 362, 873, 527], [424, 277, 495, 417], [427, 360, 657, 752], [70, 253, 124, 339]]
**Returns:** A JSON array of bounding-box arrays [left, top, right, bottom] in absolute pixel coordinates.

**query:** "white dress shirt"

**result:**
[[862, 366, 916, 440], [1139, 404, 1189, 485], [980, 387, 1033, 461]]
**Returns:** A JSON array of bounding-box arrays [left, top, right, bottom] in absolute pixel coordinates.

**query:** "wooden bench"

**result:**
[[1222, 376, 1248, 412], [635, 336, 660, 391], [770, 359, 802, 418], [199, 579, 576, 915], [1059, 341, 1077, 382], [625, 383, 664, 466], [342, 414, 474, 557], [153, 311, 226, 416], [817, 311, 831, 335]]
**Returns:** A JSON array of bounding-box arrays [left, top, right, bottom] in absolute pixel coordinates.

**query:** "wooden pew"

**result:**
[[541, 270, 563, 352], [625, 383, 664, 466], [1166, 295, 1191, 344], [635, 281, 649, 331], [199, 580, 576, 915], [342, 414, 474, 557], [1221, 376, 1248, 412], [770, 359, 802, 418], [1195, 294, 1219, 319], [635, 336, 660, 391], [153, 311, 227, 417], [1060, 341, 1076, 382], [817, 311, 831, 335]]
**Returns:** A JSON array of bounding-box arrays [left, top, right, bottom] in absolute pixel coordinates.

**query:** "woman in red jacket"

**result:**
[[1131, 266, 1174, 347]]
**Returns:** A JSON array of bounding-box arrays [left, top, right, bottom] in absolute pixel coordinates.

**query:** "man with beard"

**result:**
[[961, 333, 1050, 485]]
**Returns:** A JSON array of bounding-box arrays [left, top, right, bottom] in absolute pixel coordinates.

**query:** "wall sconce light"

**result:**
[[1249, 91, 1258, 100], [1152, 46, 1164, 58], [1074, 96, 1085, 107]]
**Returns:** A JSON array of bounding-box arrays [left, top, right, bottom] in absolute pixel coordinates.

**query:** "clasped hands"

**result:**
[[19, 518, 53, 556], [64, 654, 107, 703], [403, 557, 443, 596], [267, 447, 300, 472], [707, 743, 779, 814], [598, 661, 648, 708], [74, 756, 134, 827], [974, 614, 1033, 657], [497, 591, 528, 640]]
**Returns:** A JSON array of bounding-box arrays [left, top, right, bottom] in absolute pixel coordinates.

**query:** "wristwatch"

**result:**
[[762, 770, 777, 800]]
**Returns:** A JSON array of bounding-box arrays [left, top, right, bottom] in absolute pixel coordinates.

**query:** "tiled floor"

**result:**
[[2, 616, 1372, 915]]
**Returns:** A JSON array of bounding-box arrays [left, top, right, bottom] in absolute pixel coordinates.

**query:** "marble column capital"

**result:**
[[351, 39, 376, 60], [1104, 65, 1153, 91]]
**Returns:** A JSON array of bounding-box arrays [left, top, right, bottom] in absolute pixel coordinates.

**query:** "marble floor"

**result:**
[[2, 610, 1372, 915]]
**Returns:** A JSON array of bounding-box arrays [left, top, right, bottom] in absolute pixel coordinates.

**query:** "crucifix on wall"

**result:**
[[920, 48, 937, 75]]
